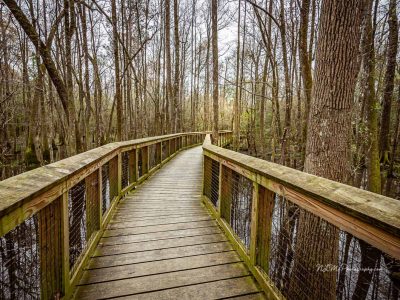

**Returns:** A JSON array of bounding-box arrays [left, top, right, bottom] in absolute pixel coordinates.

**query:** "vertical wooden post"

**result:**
[[156, 142, 162, 165], [39, 197, 63, 299], [250, 182, 259, 264], [85, 171, 100, 239], [61, 191, 71, 298], [255, 185, 275, 272], [220, 165, 232, 224], [142, 146, 149, 174]]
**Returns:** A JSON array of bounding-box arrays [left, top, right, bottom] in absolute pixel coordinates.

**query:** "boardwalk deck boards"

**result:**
[[74, 147, 265, 299]]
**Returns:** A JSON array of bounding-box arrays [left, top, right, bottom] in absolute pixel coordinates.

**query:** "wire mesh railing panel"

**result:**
[[183, 136, 187, 148], [149, 144, 157, 170], [230, 170, 253, 250], [0, 197, 64, 300], [138, 148, 143, 178], [221, 166, 253, 250], [0, 215, 40, 299], [170, 139, 175, 155], [109, 156, 118, 202], [68, 180, 87, 273], [162, 141, 168, 161], [203, 156, 219, 207], [101, 162, 111, 215], [121, 152, 129, 189], [265, 195, 400, 300]]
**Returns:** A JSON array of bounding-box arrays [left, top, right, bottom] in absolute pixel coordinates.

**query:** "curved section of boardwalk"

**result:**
[[74, 146, 265, 299]]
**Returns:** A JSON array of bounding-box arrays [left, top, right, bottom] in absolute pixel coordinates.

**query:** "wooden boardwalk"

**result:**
[[74, 146, 265, 299]]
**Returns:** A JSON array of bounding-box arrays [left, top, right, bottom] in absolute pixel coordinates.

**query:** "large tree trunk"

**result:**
[[233, 0, 241, 150], [3, 0, 69, 120], [289, 1, 364, 299], [111, 0, 123, 141], [165, 0, 172, 133], [279, 0, 292, 167], [379, 0, 398, 165], [211, 0, 219, 142], [173, 0, 180, 133], [362, 0, 381, 195], [298, 0, 312, 167]]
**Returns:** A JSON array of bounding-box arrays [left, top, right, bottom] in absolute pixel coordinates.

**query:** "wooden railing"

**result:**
[[202, 134, 400, 300], [0, 132, 206, 299]]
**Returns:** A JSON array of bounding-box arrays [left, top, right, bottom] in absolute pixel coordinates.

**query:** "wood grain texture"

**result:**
[[73, 146, 264, 299], [203, 137, 400, 239], [0, 138, 189, 237]]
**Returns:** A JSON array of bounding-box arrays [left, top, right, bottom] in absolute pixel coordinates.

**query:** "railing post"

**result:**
[[255, 185, 275, 272], [220, 165, 232, 224], [61, 191, 71, 298], [250, 182, 259, 264], [85, 171, 100, 239], [38, 196, 63, 299]]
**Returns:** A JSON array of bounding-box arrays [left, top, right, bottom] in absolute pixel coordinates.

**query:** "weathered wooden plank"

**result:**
[[111, 277, 263, 300], [114, 209, 206, 216], [88, 242, 233, 269], [80, 251, 241, 284], [74, 263, 251, 299], [71, 144, 262, 300], [100, 226, 220, 245], [112, 212, 208, 221], [225, 292, 266, 299], [94, 233, 228, 256], [108, 215, 212, 229], [103, 220, 217, 237]]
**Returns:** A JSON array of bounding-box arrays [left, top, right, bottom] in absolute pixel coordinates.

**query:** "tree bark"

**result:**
[[379, 0, 398, 164], [111, 0, 123, 141], [211, 0, 219, 142], [290, 1, 364, 298]]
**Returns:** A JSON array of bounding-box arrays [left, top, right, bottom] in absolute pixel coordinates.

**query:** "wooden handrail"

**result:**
[[202, 133, 400, 299], [0, 133, 204, 231], [0, 132, 207, 299]]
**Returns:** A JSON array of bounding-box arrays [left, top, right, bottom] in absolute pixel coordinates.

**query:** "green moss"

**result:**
[[25, 143, 40, 169]]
